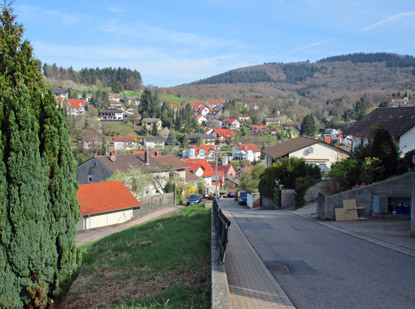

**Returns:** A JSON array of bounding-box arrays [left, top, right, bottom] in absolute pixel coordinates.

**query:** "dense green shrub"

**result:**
[[0, 6, 80, 307], [259, 157, 321, 207]]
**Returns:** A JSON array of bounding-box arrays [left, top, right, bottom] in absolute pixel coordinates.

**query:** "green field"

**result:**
[[63, 205, 211, 308]]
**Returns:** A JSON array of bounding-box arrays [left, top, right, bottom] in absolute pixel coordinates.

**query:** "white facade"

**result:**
[[183, 147, 215, 161], [232, 146, 261, 162], [77, 209, 133, 231], [289, 143, 348, 174], [398, 126, 415, 155], [114, 141, 139, 151]]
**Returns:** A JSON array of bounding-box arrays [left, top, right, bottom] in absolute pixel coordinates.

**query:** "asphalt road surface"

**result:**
[[220, 199, 415, 309]]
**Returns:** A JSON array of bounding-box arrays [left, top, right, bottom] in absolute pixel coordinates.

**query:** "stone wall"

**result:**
[[261, 195, 278, 209], [318, 173, 415, 220]]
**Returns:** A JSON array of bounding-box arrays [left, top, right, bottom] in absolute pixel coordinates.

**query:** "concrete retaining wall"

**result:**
[[318, 173, 415, 220], [261, 195, 279, 209]]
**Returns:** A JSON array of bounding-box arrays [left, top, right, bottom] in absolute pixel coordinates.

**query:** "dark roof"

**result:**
[[52, 88, 68, 95], [346, 107, 415, 139], [263, 137, 319, 159], [100, 109, 124, 114], [94, 152, 187, 173], [142, 118, 161, 123]]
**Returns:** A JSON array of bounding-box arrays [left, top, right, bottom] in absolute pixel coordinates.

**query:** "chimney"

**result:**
[[145, 151, 150, 164], [109, 150, 116, 162]]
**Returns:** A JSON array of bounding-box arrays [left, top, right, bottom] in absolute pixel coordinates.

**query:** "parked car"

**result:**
[[239, 191, 248, 205], [227, 191, 237, 198], [187, 194, 203, 205]]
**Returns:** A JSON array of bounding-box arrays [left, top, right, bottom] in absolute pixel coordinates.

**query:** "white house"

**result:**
[[183, 144, 216, 161], [263, 136, 350, 174], [99, 109, 125, 121], [66, 99, 86, 118], [77, 180, 140, 231], [193, 114, 207, 125], [113, 136, 139, 151], [144, 137, 166, 149], [232, 143, 261, 162], [222, 118, 240, 130], [346, 107, 415, 156]]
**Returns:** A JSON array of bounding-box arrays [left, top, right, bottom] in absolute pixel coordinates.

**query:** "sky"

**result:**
[[9, 0, 415, 87]]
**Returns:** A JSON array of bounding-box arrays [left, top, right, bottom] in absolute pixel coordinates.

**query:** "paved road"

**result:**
[[220, 199, 415, 309]]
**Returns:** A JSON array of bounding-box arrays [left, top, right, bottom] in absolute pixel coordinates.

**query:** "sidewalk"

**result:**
[[76, 206, 183, 246], [293, 203, 415, 257], [220, 200, 295, 309]]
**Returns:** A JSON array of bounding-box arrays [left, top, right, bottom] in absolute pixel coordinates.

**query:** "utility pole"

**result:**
[[215, 146, 219, 197]]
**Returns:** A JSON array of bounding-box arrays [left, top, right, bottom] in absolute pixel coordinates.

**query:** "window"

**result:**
[[88, 175, 92, 183]]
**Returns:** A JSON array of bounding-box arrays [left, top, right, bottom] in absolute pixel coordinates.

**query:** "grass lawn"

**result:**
[[64, 205, 211, 308]]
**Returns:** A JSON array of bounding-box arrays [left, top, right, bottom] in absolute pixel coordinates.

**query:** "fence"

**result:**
[[212, 197, 231, 264], [133, 192, 175, 218]]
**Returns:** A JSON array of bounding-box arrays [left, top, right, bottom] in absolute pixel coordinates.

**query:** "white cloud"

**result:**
[[290, 40, 328, 53], [30, 41, 254, 86], [360, 12, 415, 32], [16, 4, 83, 25], [97, 19, 241, 50], [107, 5, 124, 13]]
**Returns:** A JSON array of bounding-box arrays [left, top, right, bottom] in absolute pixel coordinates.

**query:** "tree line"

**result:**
[[318, 52, 415, 68], [192, 69, 273, 85], [42, 64, 142, 90]]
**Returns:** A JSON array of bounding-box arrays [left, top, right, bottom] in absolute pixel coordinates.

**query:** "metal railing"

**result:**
[[213, 197, 231, 264]]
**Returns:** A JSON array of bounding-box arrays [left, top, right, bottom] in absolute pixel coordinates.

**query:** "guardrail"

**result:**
[[213, 197, 231, 264]]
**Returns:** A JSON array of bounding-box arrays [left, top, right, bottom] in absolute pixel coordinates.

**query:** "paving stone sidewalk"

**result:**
[[294, 203, 415, 257], [223, 208, 295, 309], [76, 206, 183, 246]]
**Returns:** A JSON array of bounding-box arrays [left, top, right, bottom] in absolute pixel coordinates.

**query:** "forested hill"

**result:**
[[191, 53, 415, 86], [42, 64, 142, 90], [168, 52, 415, 122]]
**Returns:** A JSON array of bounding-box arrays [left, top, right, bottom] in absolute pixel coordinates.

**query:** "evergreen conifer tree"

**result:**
[[0, 5, 80, 307]]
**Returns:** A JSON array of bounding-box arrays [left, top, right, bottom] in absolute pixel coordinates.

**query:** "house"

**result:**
[[209, 162, 238, 188], [144, 136, 166, 149], [263, 136, 350, 174], [252, 125, 267, 134], [193, 114, 207, 125], [124, 96, 140, 106], [238, 114, 251, 123], [193, 106, 210, 116], [210, 129, 236, 144], [82, 129, 102, 151], [109, 100, 123, 110], [76, 151, 189, 195], [184, 159, 216, 192], [109, 93, 121, 102], [266, 118, 281, 126], [182, 144, 216, 161], [245, 103, 259, 110], [66, 99, 86, 117], [77, 180, 141, 230], [113, 136, 139, 151], [99, 109, 125, 121], [207, 99, 225, 107], [232, 143, 261, 162], [222, 118, 240, 130], [391, 98, 409, 107], [206, 109, 222, 120], [141, 118, 162, 130], [53, 88, 68, 101], [187, 134, 216, 145], [346, 107, 415, 156]]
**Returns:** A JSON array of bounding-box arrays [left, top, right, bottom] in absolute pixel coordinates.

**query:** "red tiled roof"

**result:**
[[252, 125, 267, 128], [77, 181, 140, 216], [212, 129, 235, 138], [188, 144, 216, 155], [113, 136, 136, 142], [133, 150, 145, 154], [235, 143, 261, 152], [222, 118, 237, 125], [207, 99, 225, 105], [66, 99, 85, 109], [185, 159, 215, 177]]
